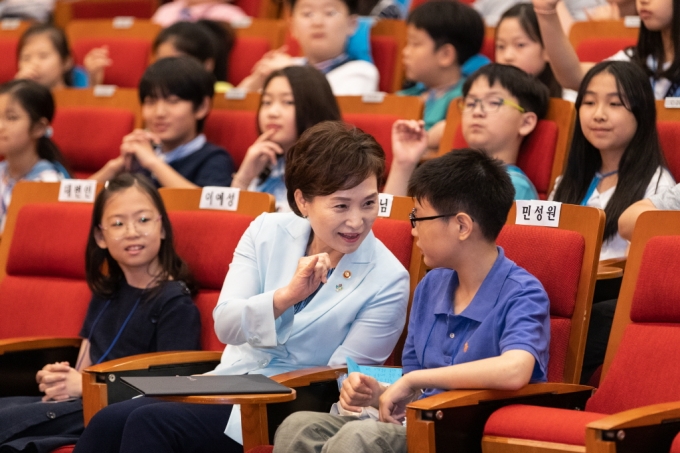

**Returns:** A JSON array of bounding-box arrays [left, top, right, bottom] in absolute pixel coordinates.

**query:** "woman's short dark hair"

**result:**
[[285, 121, 385, 216], [17, 23, 74, 86], [85, 173, 197, 298], [0, 79, 69, 174], [553, 61, 666, 242], [407, 149, 515, 241], [138, 56, 215, 133], [258, 66, 341, 138]]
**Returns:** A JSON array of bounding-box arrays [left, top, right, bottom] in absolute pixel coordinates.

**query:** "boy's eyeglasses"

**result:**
[[99, 216, 162, 240], [458, 97, 526, 114], [409, 208, 467, 228]]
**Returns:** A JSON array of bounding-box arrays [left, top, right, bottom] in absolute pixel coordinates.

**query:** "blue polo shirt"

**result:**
[[402, 247, 550, 398]]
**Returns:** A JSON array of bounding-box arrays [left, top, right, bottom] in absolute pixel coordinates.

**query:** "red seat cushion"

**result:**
[[71, 38, 151, 87], [657, 121, 680, 182], [481, 36, 495, 62], [71, 1, 156, 19], [453, 120, 558, 199], [168, 211, 254, 351], [0, 38, 18, 84], [671, 432, 680, 453], [52, 107, 134, 177], [204, 110, 259, 170], [50, 446, 75, 453], [484, 405, 607, 446], [0, 203, 93, 339], [343, 113, 396, 176], [228, 36, 271, 86], [233, 0, 261, 19], [372, 218, 412, 270], [575, 38, 636, 62]]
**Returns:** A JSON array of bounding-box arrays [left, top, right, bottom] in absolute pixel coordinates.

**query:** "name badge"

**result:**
[[58, 180, 97, 203], [515, 200, 561, 228], [199, 187, 240, 211], [377, 193, 393, 217]]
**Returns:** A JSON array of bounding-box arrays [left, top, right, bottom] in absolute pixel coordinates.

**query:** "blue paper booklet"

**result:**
[[346, 357, 402, 385]]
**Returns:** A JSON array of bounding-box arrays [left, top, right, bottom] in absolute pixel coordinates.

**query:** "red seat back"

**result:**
[[234, 0, 262, 18], [168, 210, 255, 351], [52, 107, 135, 178], [371, 35, 397, 93], [204, 109, 260, 170], [71, 37, 152, 88], [498, 225, 585, 382], [575, 38, 636, 62], [0, 203, 92, 339], [71, 0, 157, 19], [0, 38, 18, 84], [453, 120, 559, 199], [343, 113, 396, 176], [587, 236, 680, 414], [228, 36, 271, 86], [657, 121, 680, 180]]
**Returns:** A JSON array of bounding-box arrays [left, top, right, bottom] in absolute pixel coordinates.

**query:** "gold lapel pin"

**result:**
[[343, 270, 351, 279]]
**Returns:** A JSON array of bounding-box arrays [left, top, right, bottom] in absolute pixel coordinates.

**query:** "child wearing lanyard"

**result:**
[[91, 56, 235, 188], [550, 61, 674, 262], [0, 79, 69, 232], [0, 173, 201, 452]]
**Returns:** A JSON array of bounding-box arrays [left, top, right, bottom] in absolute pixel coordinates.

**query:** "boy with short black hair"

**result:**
[[385, 63, 549, 200], [273, 149, 551, 453], [91, 56, 234, 188], [399, 1, 486, 149], [237, 0, 379, 95]]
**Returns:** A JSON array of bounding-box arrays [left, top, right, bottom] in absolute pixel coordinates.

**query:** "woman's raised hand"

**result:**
[[232, 129, 283, 189], [532, 0, 560, 13], [273, 253, 332, 317]]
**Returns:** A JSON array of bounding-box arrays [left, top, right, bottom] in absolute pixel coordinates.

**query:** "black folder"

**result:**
[[120, 374, 293, 396]]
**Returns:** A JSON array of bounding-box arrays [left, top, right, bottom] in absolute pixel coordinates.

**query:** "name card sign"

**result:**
[[378, 193, 393, 217], [58, 180, 97, 203], [199, 187, 240, 211], [361, 92, 385, 104], [225, 88, 247, 100], [93, 85, 117, 97], [515, 200, 561, 228], [112, 16, 134, 29], [1, 19, 20, 30], [665, 97, 680, 109], [623, 15, 641, 28]]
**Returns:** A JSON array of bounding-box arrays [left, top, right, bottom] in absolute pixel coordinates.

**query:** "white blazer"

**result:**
[[212, 212, 410, 377]]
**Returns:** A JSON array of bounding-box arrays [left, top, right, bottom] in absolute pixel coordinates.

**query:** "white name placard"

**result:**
[[515, 200, 561, 228], [112, 16, 134, 28], [377, 193, 393, 217], [665, 97, 680, 108], [361, 92, 386, 104], [199, 187, 240, 211], [623, 15, 641, 28], [58, 180, 97, 203]]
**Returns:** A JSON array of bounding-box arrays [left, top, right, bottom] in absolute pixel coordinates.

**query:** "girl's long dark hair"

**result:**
[[0, 79, 70, 174], [631, 0, 680, 88], [85, 173, 197, 298], [497, 3, 562, 98], [553, 61, 666, 242]]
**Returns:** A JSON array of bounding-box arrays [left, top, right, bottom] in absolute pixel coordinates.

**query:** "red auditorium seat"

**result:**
[[657, 121, 680, 180], [575, 37, 637, 63], [569, 20, 639, 63], [52, 106, 135, 178], [230, 19, 288, 86], [479, 210, 680, 453], [71, 0, 158, 19], [439, 97, 576, 199], [0, 21, 31, 84]]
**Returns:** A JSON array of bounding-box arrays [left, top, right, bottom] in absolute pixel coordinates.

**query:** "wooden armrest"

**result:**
[[588, 402, 680, 431], [83, 351, 222, 374], [0, 337, 81, 355], [599, 257, 627, 271], [272, 366, 348, 387], [407, 383, 594, 411], [597, 265, 624, 280]]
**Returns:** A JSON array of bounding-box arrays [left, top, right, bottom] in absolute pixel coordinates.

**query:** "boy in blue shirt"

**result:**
[[398, 1, 487, 150], [385, 64, 548, 201], [273, 149, 550, 453]]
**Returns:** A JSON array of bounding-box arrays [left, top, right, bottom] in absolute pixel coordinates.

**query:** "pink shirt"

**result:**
[[152, 1, 248, 27]]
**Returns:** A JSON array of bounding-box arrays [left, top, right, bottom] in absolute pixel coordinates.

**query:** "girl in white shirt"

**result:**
[[550, 61, 674, 260]]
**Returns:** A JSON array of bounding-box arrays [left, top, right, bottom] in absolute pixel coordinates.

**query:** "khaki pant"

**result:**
[[272, 411, 407, 453]]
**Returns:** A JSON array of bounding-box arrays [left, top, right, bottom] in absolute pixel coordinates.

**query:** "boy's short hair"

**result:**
[[287, 0, 359, 15], [138, 56, 215, 132], [463, 63, 550, 120], [407, 1, 484, 66], [407, 149, 514, 241]]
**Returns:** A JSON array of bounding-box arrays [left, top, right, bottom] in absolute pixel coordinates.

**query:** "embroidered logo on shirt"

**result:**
[[464, 342, 469, 353]]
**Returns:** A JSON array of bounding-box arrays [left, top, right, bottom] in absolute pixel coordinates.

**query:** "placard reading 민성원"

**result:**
[[199, 186, 240, 211], [58, 180, 97, 203], [515, 200, 561, 228], [377, 193, 393, 218]]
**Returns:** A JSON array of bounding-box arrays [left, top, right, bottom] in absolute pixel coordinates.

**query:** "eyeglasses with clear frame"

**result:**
[[99, 215, 162, 240], [457, 97, 526, 114], [409, 208, 461, 229]]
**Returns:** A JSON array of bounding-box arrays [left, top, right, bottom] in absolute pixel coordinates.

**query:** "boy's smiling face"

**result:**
[[461, 77, 535, 160], [291, 0, 357, 65]]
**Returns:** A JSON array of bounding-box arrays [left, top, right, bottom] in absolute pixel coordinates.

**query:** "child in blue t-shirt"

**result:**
[[386, 64, 547, 201]]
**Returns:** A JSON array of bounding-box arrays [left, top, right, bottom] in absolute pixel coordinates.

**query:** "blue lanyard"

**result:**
[[75, 295, 142, 370], [580, 169, 618, 206]]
